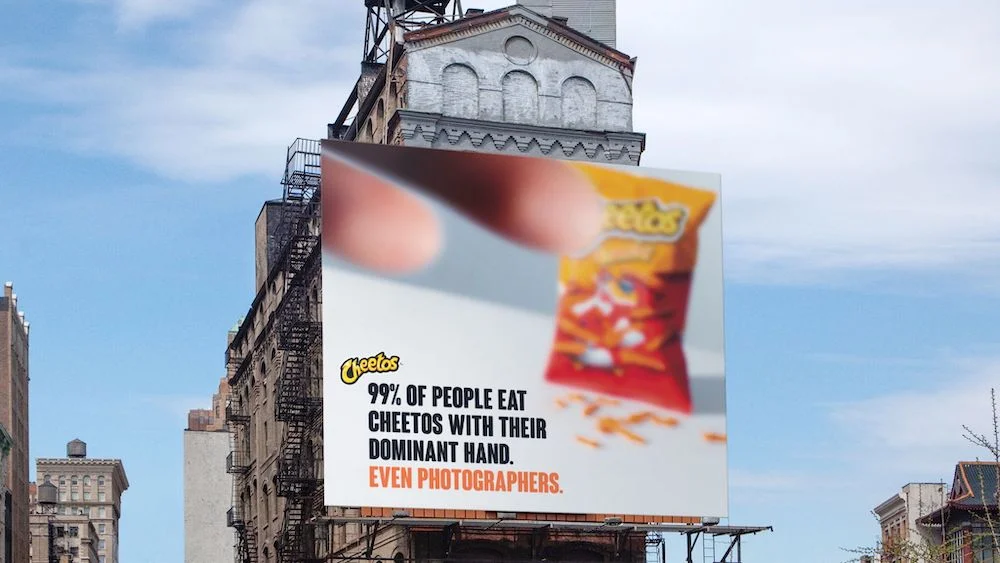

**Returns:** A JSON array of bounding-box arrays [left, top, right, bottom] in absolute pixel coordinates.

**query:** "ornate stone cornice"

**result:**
[[392, 110, 645, 164]]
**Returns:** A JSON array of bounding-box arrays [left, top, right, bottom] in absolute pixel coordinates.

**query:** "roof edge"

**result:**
[[403, 5, 635, 71]]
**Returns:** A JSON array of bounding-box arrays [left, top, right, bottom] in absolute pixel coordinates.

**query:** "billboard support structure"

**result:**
[[319, 516, 771, 563]]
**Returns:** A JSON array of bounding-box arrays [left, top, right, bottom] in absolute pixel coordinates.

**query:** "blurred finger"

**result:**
[[322, 141, 603, 255], [321, 156, 442, 274]]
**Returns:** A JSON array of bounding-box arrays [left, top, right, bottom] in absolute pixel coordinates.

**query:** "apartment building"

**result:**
[[1, 282, 30, 563], [873, 482, 946, 560], [32, 440, 129, 563], [29, 479, 101, 563]]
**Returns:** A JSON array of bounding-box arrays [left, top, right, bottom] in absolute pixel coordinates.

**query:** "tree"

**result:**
[[842, 388, 1000, 563]]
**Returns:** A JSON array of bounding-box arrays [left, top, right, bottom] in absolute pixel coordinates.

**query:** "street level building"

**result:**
[[1, 282, 30, 563], [32, 440, 128, 563], [185, 375, 235, 563]]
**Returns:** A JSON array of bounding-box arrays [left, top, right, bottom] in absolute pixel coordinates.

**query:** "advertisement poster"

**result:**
[[321, 140, 728, 518]]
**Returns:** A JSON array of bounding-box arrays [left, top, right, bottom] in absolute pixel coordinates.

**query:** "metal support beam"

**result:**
[[719, 534, 739, 562], [442, 523, 459, 558], [530, 525, 550, 559], [365, 521, 381, 559], [686, 531, 700, 563]]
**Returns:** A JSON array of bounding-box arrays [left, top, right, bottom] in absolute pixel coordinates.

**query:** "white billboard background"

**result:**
[[321, 142, 728, 517]]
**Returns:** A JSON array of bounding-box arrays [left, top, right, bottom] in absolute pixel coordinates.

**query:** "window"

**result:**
[[43, 474, 50, 482], [99, 524, 106, 533], [71, 491, 79, 501], [98, 492, 106, 502], [59, 491, 67, 501], [98, 476, 105, 487], [84, 492, 91, 500], [68, 526, 79, 537], [99, 540, 106, 550], [59, 476, 66, 486], [71, 475, 78, 486], [100, 557, 106, 563], [84, 476, 90, 486], [98, 507, 106, 518]]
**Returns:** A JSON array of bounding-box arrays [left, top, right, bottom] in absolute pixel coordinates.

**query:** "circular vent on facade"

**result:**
[[504, 35, 537, 65]]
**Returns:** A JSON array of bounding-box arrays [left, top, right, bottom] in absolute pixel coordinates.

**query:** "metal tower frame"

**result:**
[[363, 0, 464, 64]]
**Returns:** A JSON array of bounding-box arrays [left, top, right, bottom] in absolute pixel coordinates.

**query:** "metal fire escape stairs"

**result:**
[[274, 139, 324, 563], [226, 390, 257, 563]]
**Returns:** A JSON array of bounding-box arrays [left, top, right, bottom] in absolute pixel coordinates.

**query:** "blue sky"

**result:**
[[1, 0, 999, 562]]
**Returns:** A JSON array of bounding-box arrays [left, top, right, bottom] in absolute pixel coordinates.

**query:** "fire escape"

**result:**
[[274, 138, 324, 563], [226, 378, 257, 563]]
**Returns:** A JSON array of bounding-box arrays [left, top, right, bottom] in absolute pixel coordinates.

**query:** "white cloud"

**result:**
[[3, 0, 1000, 281], [615, 1, 1000, 280], [71, 0, 212, 31], [1, 0, 362, 183], [829, 356, 999, 476]]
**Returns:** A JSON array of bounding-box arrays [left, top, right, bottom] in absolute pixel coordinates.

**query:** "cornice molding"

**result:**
[[393, 110, 644, 164]]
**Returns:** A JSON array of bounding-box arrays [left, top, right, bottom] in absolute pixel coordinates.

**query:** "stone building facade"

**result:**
[[225, 3, 700, 562], [29, 479, 102, 563], [0, 282, 30, 563], [33, 440, 129, 563]]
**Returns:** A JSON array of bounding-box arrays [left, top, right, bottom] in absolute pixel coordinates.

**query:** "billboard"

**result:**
[[321, 140, 728, 518]]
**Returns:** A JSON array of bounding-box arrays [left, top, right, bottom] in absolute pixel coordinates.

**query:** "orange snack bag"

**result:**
[[542, 163, 716, 414]]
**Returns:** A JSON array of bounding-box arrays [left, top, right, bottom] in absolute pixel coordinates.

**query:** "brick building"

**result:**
[[1, 282, 30, 563]]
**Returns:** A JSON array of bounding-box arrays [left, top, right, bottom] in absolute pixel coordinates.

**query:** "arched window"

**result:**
[[442, 64, 479, 119], [502, 70, 539, 124], [561, 77, 598, 129]]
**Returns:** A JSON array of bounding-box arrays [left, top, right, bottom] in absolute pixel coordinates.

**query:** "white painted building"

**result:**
[[873, 482, 947, 555], [183, 430, 234, 563]]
